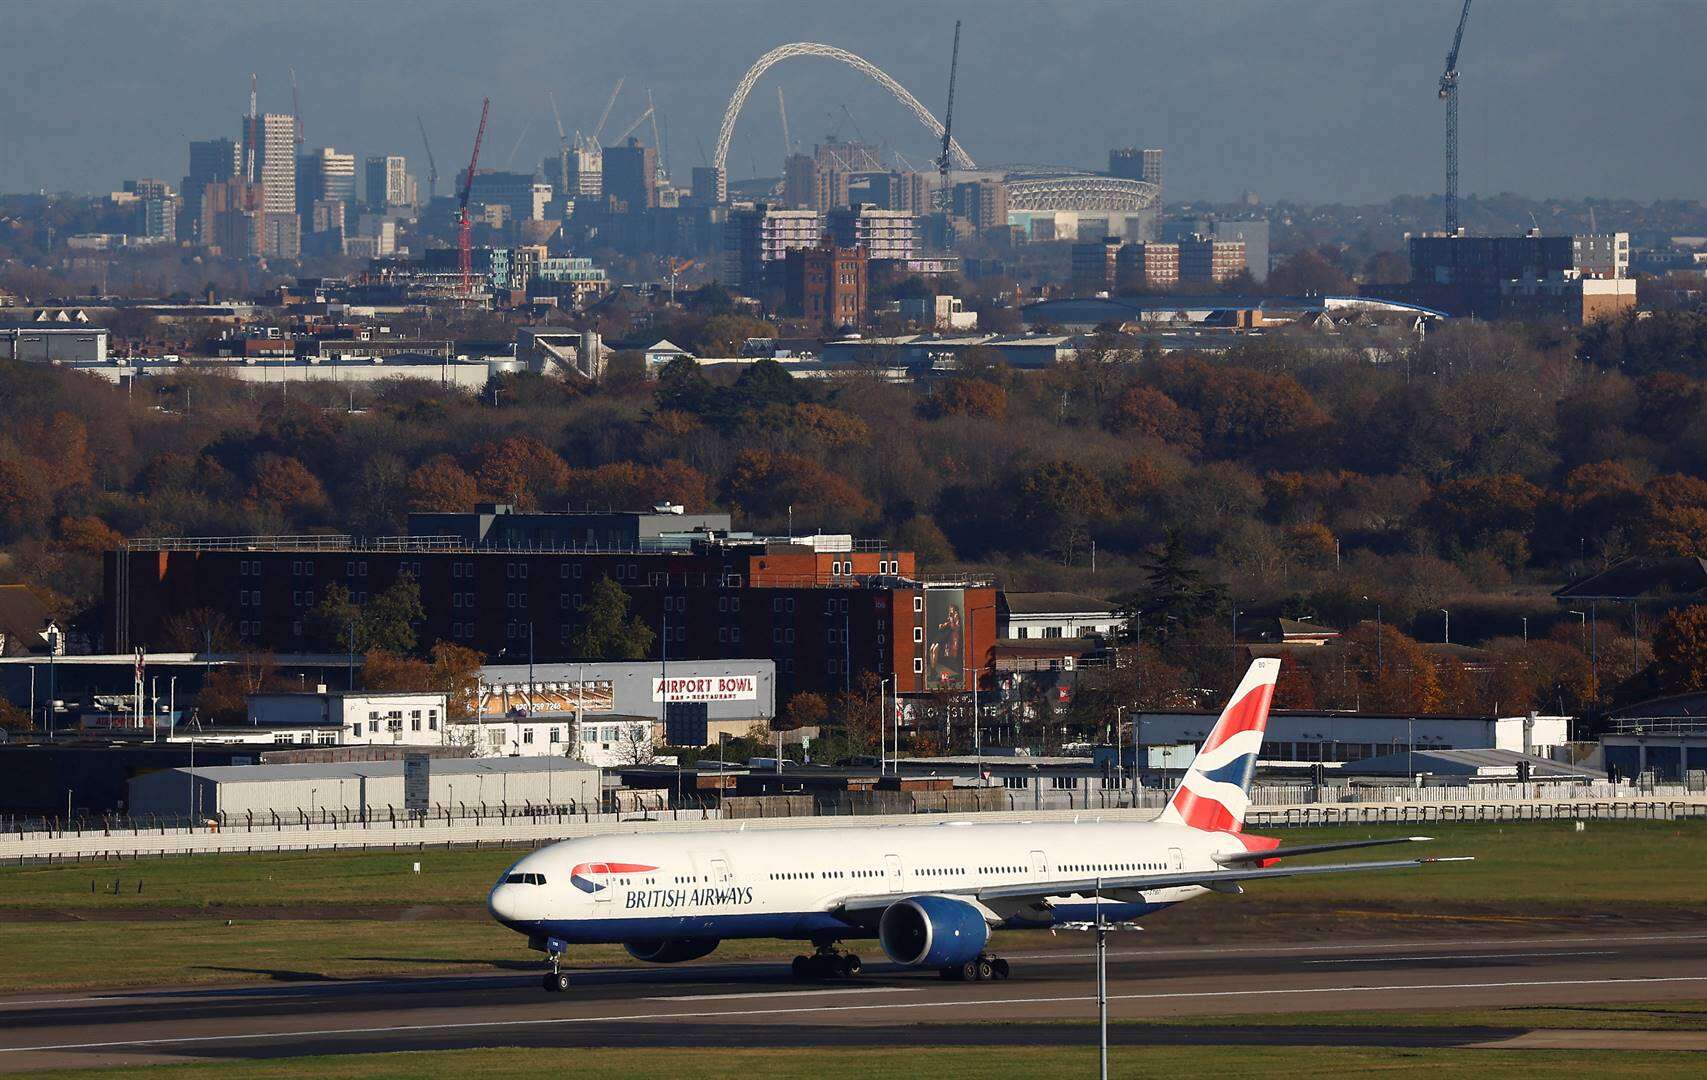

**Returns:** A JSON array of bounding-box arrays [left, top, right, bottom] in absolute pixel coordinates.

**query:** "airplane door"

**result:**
[[709, 858, 732, 886], [1029, 850, 1048, 877], [588, 861, 612, 907], [1168, 847, 1184, 870], [884, 854, 903, 892]]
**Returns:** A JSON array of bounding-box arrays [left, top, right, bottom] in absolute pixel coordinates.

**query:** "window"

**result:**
[[369, 720, 379, 733], [350, 723, 362, 737], [914, 596, 924, 612], [1003, 775, 1027, 789], [1050, 776, 1076, 790], [411, 716, 421, 731], [523, 728, 534, 744], [913, 628, 924, 643], [1016, 627, 1029, 639], [560, 564, 572, 579], [913, 658, 924, 673]]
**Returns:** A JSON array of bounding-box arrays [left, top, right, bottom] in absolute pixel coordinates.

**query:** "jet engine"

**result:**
[[878, 896, 989, 968], [623, 938, 721, 963]]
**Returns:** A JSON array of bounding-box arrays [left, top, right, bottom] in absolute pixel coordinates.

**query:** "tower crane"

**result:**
[[290, 67, 304, 147], [648, 88, 668, 183], [417, 115, 439, 201], [549, 90, 571, 196], [778, 86, 792, 161], [614, 103, 654, 144], [937, 20, 962, 233], [458, 97, 490, 294], [1438, 0, 1474, 233], [587, 76, 625, 152]]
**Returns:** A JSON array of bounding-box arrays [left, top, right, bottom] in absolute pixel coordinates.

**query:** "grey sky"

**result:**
[[4, 0, 1704, 202]]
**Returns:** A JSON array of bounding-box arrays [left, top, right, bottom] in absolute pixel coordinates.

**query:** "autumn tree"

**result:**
[[778, 691, 829, 732], [570, 576, 656, 660], [429, 641, 486, 721], [194, 653, 285, 724], [925, 378, 1008, 420], [1652, 605, 1707, 694], [406, 455, 480, 512], [725, 448, 871, 524], [1331, 622, 1443, 714], [468, 436, 570, 508], [361, 649, 432, 692]]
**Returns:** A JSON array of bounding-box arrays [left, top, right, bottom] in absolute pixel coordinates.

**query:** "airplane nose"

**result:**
[[488, 883, 523, 926]]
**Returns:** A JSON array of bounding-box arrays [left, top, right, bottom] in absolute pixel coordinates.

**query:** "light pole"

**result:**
[[879, 677, 891, 776], [1440, 608, 1450, 645]]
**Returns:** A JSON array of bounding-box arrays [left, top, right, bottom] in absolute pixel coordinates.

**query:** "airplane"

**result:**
[[489, 658, 1469, 991]]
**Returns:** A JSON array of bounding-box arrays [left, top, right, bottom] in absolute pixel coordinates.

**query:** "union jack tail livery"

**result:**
[[1157, 658, 1281, 833]]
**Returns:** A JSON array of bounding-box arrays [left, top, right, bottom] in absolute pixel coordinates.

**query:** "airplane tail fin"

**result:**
[[1156, 658, 1281, 833]]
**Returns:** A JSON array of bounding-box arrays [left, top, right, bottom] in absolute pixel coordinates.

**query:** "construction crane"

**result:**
[[416, 114, 439, 201], [1438, 0, 1474, 233], [778, 86, 792, 161], [614, 103, 654, 144], [290, 67, 303, 147], [647, 88, 668, 183], [937, 20, 962, 217], [245, 74, 259, 183], [505, 120, 532, 168], [548, 90, 571, 196], [587, 76, 624, 152], [458, 97, 491, 294]]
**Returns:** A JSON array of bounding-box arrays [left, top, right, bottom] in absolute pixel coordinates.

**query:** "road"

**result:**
[[2, 930, 1705, 1071]]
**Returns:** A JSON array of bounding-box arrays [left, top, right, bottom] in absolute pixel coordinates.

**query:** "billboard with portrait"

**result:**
[[924, 588, 966, 690]]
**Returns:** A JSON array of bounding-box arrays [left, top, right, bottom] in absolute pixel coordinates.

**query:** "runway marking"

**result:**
[[1005, 931, 1707, 962], [5, 975, 1707, 1055], [647, 987, 919, 1002], [1305, 951, 1618, 965]]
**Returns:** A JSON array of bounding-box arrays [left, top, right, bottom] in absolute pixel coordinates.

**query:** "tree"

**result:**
[[894, 515, 956, 565], [405, 455, 480, 512], [1103, 385, 1201, 451], [361, 649, 432, 692], [611, 720, 659, 766], [304, 583, 363, 654], [1652, 605, 1707, 694], [195, 653, 283, 723], [248, 453, 328, 517], [1125, 529, 1226, 647], [779, 691, 829, 732], [363, 575, 425, 654], [160, 607, 239, 652], [469, 437, 570, 508], [429, 641, 486, 722], [570, 576, 656, 660], [926, 379, 1008, 420], [1333, 622, 1443, 714], [1016, 459, 1113, 560], [1267, 248, 1353, 296]]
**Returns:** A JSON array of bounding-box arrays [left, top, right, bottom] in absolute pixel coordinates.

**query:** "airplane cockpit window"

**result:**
[[504, 873, 547, 885]]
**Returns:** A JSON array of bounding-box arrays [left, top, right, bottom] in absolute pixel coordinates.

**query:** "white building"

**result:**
[[998, 592, 1125, 640], [247, 691, 449, 746]]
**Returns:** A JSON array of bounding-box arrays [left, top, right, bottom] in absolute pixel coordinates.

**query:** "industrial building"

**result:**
[[1368, 230, 1636, 322], [127, 755, 600, 819], [0, 322, 109, 364], [997, 593, 1124, 641]]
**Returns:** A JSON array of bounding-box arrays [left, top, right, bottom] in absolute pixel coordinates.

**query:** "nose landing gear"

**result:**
[[542, 946, 570, 992]]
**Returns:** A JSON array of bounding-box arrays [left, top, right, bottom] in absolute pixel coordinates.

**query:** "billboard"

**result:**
[[653, 675, 759, 703], [403, 753, 430, 815], [924, 588, 966, 690]]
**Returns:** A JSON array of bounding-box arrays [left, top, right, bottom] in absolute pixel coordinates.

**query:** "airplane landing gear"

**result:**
[[941, 953, 1009, 981], [542, 948, 570, 992], [791, 944, 863, 979]]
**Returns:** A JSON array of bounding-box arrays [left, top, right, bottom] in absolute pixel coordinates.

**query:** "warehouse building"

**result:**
[[1128, 709, 1571, 764], [127, 755, 599, 819]]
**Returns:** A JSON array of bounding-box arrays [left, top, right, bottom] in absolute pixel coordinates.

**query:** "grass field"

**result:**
[[17, 1045, 1707, 1080], [1, 820, 1702, 993], [5, 820, 1705, 914]]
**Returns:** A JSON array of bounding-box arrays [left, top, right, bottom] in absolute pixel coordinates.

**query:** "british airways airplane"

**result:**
[[489, 659, 1465, 991]]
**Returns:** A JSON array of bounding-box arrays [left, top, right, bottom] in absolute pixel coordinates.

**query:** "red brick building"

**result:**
[[783, 241, 869, 326]]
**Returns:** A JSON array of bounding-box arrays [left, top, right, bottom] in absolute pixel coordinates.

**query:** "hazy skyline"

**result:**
[[4, 0, 1705, 203]]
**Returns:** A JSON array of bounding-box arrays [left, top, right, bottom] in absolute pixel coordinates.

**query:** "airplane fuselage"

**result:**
[[488, 818, 1245, 948]]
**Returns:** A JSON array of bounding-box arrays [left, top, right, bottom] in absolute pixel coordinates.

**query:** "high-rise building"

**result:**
[[690, 165, 728, 206], [784, 241, 868, 325], [298, 148, 356, 223], [827, 204, 916, 261], [783, 153, 817, 211], [866, 171, 936, 215], [1179, 235, 1246, 284], [1164, 218, 1269, 282], [1109, 147, 1163, 200], [1070, 237, 1122, 292], [200, 177, 265, 258], [243, 113, 298, 257], [543, 147, 601, 199], [183, 138, 239, 243], [951, 179, 1008, 232], [124, 179, 178, 243], [364, 155, 412, 210], [601, 137, 657, 212], [724, 205, 822, 292], [465, 171, 552, 229]]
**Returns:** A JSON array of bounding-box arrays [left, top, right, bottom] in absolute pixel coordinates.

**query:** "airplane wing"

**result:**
[[1213, 835, 1436, 865], [834, 854, 1471, 917]]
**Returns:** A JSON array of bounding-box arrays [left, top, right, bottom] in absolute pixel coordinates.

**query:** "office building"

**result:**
[[542, 146, 602, 200], [1070, 237, 1121, 292], [364, 155, 412, 209], [601, 137, 657, 212], [1165, 218, 1270, 282], [723, 205, 822, 291], [183, 138, 239, 243], [124, 179, 177, 243], [1109, 147, 1163, 197], [690, 165, 728, 206], [200, 177, 265, 258], [951, 179, 1008, 232], [1116, 242, 1181, 291], [784, 241, 868, 325], [783, 153, 818, 211], [865, 171, 936, 215], [466, 171, 552, 230], [1179, 235, 1246, 284], [243, 113, 299, 257], [297, 148, 356, 223], [826, 204, 915, 261]]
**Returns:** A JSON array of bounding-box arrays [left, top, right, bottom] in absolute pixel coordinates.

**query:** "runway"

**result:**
[[2, 930, 1705, 1071]]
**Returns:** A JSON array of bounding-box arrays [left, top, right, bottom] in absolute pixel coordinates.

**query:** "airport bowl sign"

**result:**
[[652, 676, 758, 703]]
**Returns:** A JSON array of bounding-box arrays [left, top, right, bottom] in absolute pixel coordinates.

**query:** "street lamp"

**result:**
[[1439, 608, 1451, 645]]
